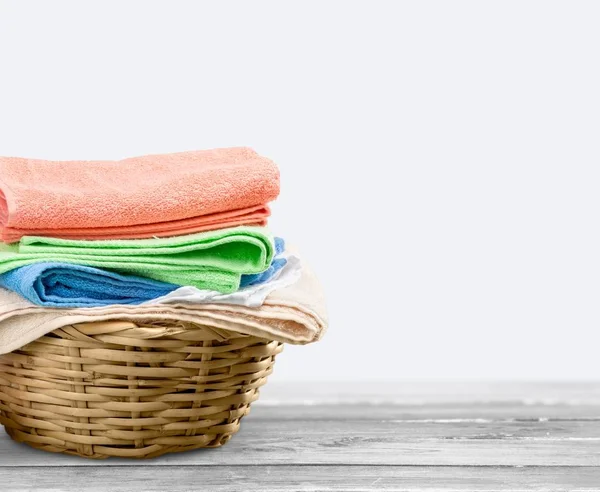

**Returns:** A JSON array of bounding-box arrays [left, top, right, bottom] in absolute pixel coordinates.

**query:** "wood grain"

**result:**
[[258, 381, 600, 403], [1, 383, 599, 491], [2, 416, 600, 467], [2, 466, 600, 492], [252, 402, 600, 420]]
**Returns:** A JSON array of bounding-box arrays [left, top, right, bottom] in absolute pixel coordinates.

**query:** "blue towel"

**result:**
[[0, 237, 288, 307], [0, 262, 179, 308]]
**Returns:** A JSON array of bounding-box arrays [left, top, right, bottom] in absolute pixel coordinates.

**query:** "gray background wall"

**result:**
[[0, 0, 598, 381]]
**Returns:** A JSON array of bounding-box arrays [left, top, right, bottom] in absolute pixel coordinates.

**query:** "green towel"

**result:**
[[0, 226, 274, 293]]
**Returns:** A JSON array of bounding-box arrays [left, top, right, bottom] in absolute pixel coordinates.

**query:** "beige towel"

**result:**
[[0, 263, 327, 354]]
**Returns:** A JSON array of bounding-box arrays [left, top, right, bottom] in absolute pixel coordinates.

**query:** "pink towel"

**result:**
[[0, 147, 279, 243]]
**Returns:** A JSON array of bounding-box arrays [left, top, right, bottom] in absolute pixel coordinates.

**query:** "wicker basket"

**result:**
[[0, 319, 282, 459]]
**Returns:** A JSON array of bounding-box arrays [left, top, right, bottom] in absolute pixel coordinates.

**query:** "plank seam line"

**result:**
[[1, 464, 599, 469]]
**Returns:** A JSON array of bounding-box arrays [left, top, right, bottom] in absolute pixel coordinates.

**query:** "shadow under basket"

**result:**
[[0, 320, 283, 459]]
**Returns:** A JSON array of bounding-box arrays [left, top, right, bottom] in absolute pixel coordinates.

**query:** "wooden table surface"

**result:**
[[1, 382, 600, 491]]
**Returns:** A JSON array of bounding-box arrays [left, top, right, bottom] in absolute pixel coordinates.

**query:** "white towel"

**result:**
[[147, 253, 302, 308]]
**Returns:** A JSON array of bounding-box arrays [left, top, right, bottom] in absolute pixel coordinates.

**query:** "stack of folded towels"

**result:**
[[0, 147, 326, 353]]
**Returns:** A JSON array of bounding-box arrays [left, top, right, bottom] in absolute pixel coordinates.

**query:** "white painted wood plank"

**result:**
[[251, 402, 600, 420], [2, 435, 597, 467], [1, 414, 600, 467], [258, 382, 600, 405], [2, 381, 600, 467], [1, 465, 600, 492]]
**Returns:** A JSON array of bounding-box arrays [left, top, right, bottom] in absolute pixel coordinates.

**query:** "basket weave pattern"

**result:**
[[0, 320, 282, 458]]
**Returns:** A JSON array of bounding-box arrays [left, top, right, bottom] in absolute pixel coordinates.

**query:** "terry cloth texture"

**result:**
[[240, 236, 286, 287], [0, 257, 327, 354], [0, 147, 279, 242], [151, 251, 302, 308], [0, 262, 178, 307], [0, 239, 297, 308], [0, 226, 274, 293]]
